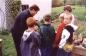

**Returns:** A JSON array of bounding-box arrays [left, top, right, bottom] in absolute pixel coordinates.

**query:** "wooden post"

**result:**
[[0, 39, 3, 56]]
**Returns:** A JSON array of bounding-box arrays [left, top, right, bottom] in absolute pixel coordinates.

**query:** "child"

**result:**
[[57, 23, 78, 56], [54, 5, 74, 48], [39, 15, 55, 56], [20, 17, 41, 56], [82, 38, 86, 48], [73, 33, 83, 46]]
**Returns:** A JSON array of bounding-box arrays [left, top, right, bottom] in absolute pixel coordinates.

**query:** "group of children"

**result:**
[[54, 5, 78, 56], [20, 5, 78, 56]]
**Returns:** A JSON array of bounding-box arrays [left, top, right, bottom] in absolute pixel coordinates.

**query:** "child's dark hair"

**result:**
[[44, 14, 51, 22], [30, 4, 40, 11], [64, 5, 72, 12]]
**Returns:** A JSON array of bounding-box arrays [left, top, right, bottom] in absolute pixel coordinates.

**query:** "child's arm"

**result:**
[[59, 29, 70, 48], [59, 13, 64, 19]]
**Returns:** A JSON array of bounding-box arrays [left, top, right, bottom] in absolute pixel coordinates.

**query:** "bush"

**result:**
[[10, 0, 21, 19]]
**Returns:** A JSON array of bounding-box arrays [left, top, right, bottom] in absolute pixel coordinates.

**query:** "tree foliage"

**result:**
[[10, 0, 21, 19]]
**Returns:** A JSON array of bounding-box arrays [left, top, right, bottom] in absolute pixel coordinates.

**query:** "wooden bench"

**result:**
[[72, 45, 86, 56], [0, 39, 3, 56]]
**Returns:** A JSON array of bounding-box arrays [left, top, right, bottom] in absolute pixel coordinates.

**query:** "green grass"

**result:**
[[73, 6, 86, 21], [0, 33, 16, 56], [51, 6, 63, 20]]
